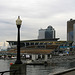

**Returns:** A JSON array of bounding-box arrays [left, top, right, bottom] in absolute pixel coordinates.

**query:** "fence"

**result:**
[[0, 70, 18, 75]]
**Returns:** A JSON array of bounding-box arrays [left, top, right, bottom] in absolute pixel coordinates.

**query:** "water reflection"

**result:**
[[0, 58, 75, 75], [0, 59, 16, 75], [27, 65, 51, 75]]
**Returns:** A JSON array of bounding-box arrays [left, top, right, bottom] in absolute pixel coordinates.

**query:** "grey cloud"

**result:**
[[0, 0, 75, 42], [0, 0, 75, 19], [0, 19, 14, 25]]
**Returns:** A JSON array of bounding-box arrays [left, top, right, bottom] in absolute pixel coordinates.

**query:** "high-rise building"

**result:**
[[38, 26, 55, 39], [67, 19, 75, 41], [38, 29, 45, 39], [73, 23, 75, 43]]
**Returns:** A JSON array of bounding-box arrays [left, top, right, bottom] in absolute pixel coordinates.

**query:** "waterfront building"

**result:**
[[67, 19, 75, 41], [7, 39, 60, 61], [7, 38, 59, 49], [38, 26, 55, 39], [6, 40, 73, 60]]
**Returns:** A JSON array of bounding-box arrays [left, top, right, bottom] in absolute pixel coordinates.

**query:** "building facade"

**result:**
[[7, 38, 59, 49], [67, 19, 75, 41], [38, 29, 45, 39], [73, 24, 75, 42], [38, 26, 55, 39]]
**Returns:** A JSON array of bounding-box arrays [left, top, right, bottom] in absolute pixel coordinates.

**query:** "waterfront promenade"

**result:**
[[49, 67, 75, 75]]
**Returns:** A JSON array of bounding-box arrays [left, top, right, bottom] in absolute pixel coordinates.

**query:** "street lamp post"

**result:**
[[15, 16, 22, 64]]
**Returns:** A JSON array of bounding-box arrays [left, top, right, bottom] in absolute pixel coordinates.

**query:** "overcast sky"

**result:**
[[0, 0, 75, 44]]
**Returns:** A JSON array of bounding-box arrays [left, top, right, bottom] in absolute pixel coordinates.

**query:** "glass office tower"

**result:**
[[67, 19, 75, 41], [38, 26, 55, 39]]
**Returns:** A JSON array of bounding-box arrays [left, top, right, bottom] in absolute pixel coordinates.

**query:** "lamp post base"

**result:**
[[15, 60, 22, 64]]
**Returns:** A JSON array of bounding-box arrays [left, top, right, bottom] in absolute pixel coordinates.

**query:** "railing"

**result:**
[[0, 70, 18, 75]]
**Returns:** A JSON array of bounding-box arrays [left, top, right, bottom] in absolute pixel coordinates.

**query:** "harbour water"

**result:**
[[0, 56, 75, 75]]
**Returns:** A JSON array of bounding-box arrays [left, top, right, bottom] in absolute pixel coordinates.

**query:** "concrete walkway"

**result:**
[[49, 67, 75, 75]]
